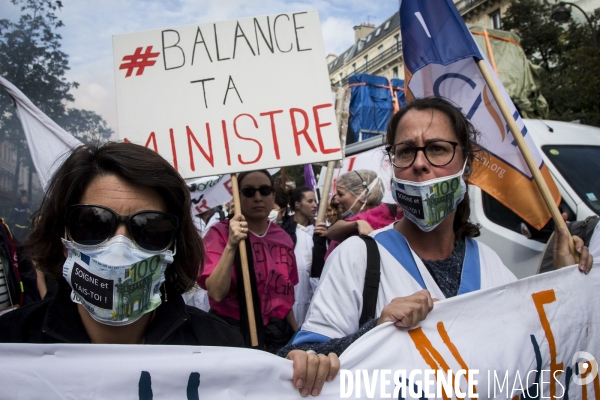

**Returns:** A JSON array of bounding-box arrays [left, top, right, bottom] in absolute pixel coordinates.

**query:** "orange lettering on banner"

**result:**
[[187, 124, 214, 169], [409, 322, 477, 400], [580, 364, 600, 400], [531, 290, 563, 400]]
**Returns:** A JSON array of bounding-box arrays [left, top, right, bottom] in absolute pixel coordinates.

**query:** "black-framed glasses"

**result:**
[[239, 185, 275, 198], [65, 204, 179, 252], [386, 140, 461, 169]]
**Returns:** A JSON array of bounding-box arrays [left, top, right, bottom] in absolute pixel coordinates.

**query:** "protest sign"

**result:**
[[113, 11, 342, 179], [1, 266, 597, 399]]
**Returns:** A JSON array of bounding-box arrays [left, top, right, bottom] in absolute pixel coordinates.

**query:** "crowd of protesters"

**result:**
[[0, 98, 595, 398]]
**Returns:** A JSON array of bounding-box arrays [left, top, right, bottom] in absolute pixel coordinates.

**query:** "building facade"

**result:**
[[327, 0, 512, 87]]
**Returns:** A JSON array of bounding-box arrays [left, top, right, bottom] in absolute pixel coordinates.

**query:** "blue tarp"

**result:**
[[348, 74, 406, 143]]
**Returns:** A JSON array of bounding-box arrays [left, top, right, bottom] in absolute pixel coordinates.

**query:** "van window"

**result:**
[[542, 145, 600, 214], [480, 191, 566, 242]]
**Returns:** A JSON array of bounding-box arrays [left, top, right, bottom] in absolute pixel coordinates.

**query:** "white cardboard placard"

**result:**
[[113, 10, 341, 178]]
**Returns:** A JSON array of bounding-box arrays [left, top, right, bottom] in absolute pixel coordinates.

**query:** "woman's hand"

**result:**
[[377, 290, 434, 328], [227, 213, 248, 247], [553, 227, 593, 273], [314, 222, 328, 237], [356, 220, 374, 236], [287, 350, 340, 397]]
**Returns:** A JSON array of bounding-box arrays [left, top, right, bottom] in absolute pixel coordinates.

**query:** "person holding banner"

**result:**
[[285, 97, 593, 352], [200, 170, 300, 351]]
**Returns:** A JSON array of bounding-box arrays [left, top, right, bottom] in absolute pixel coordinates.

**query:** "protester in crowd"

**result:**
[[281, 97, 593, 355], [0, 143, 337, 397], [288, 187, 318, 327], [321, 169, 401, 260], [325, 195, 340, 225], [199, 170, 300, 353], [8, 190, 31, 243], [193, 206, 226, 238]]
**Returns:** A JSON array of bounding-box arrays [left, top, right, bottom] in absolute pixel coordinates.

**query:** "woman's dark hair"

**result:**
[[237, 169, 274, 188], [26, 142, 202, 294], [386, 97, 481, 238], [273, 185, 289, 210], [289, 186, 313, 210]]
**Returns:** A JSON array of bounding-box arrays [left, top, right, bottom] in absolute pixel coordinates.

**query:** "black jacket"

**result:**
[[0, 286, 244, 346]]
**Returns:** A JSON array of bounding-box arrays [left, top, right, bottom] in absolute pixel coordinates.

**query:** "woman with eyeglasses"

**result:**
[[282, 97, 592, 356]]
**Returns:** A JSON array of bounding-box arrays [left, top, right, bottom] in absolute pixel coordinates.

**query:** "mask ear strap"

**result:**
[[171, 240, 177, 256]]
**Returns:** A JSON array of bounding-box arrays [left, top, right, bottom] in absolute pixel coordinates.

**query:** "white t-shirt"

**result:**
[[292, 224, 314, 327], [293, 223, 517, 344]]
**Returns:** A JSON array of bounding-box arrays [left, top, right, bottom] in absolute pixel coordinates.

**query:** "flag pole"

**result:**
[[476, 60, 577, 260], [230, 174, 259, 346]]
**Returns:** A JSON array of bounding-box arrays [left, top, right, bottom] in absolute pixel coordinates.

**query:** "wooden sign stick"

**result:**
[[230, 174, 259, 346], [477, 60, 577, 260]]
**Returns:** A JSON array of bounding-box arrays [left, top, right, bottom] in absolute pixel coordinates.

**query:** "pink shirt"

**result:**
[[325, 203, 403, 260], [199, 221, 299, 326]]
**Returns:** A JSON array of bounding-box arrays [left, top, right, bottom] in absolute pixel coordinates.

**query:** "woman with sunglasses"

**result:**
[[284, 97, 592, 355], [200, 171, 303, 350], [0, 142, 243, 346], [0, 144, 338, 397]]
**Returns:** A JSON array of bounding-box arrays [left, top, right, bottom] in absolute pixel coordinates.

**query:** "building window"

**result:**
[[393, 66, 399, 79], [378, 45, 384, 62], [364, 55, 369, 70], [352, 63, 356, 73], [375, 28, 381, 36], [394, 34, 400, 53], [384, 20, 391, 30], [366, 34, 372, 42], [490, 10, 501, 29]]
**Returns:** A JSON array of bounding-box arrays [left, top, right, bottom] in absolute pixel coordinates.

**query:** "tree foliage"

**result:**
[[0, 0, 113, 203], [503, 0, 600, 126]]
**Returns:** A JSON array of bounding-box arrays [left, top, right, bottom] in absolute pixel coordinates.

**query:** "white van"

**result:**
[[470, 119, 600, 278], [340, 119, 600, 278]]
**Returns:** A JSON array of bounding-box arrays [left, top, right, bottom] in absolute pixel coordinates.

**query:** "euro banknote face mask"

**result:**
[[62, 235, 174, 326], [391, 161, 467, 232]]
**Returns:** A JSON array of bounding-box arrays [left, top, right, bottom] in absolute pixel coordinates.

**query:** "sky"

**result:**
[[1, 0, 400, 137]]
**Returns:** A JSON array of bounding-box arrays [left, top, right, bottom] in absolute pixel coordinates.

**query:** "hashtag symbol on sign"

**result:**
[[119, 46, 160, 77]]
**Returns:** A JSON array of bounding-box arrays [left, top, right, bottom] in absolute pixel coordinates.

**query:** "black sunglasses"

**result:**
[[65, 204, 179, 252], [239, 185, 275, 198]]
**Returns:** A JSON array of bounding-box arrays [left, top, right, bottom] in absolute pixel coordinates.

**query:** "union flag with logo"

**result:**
[[399, 0, 560, 230]]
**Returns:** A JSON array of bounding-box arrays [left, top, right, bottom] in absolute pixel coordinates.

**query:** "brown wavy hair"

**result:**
[[26, 142, 202, 293], [386, 97, 481, 238]]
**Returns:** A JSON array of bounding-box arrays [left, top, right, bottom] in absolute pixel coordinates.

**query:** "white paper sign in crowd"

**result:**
[[1, 266, 597, 399], [113, 11, 342, 179]]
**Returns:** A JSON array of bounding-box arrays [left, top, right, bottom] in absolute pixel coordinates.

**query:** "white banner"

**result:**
[[113, 11, 342, 179], [1, 266, 598, 399]]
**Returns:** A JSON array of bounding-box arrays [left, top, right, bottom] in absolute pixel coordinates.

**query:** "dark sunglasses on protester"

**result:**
[[65, 204, 179, 252], [239, 185, 275, 198]]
